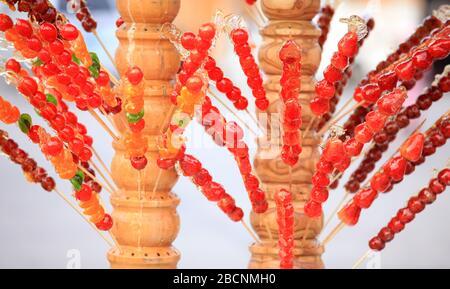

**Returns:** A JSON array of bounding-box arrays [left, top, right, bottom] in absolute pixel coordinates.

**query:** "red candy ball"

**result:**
[[337, 32, 358, 57], [437, 168, 450, 186], [60, 24, 79, 41], [180, 155, 201, 177], [126, 66, 144, 85], [354, 188, 378, 209], [0, 14, 13, 32], [5, 58, 21, 73], [383, 156, 407, 182], [181, 32, 197, 50], [304, 201, 322, 218], [96, 214, 113, 231], [131, 156, 148, 170], [75, 184, 93, 202], [315, 79, 335, 99], [231, 28, 249, 45], [369, 236, 385, 251]]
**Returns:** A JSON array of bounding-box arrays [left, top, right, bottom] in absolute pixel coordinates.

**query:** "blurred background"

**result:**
[[0, 0, 448, 268]]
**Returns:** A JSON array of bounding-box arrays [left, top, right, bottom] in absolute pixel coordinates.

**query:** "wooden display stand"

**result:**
[[249, 0, 325, 269], [107, 0, 181, 269]]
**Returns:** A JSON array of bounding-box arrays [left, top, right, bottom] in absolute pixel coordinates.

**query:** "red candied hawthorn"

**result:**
[[338, 31, 358, 57], [323, 138, 346, 163], [232, 27, 268, 110], [400, 133, 425, 162], [310, 97, 330, 116], [354, 123, 373, 144], [279, 40, 303, 166], [370, 172, 391, 193], [395, 59, 416, 81], [376, 87, 407, 116], [354, 188, 378, 209], [338, 201, 361, 226], [383, 156, 407, 182], [304, 200, 322, 218]]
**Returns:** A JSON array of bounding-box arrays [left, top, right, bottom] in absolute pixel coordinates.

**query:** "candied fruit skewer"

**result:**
[[0, 128, 55, 192], [198, 95, 268, 213], [316, 5, 335, 49], [121, 66, 148, 170], [279, 40, 303, 167], [339, 17, 448, 126], [343, 67, 450, 193], [338, 129, 427, 227], [317, 18, 448, 137], [274, 188, 295, 269], [229, 27, 268, 110], [310, 15, 368, 118], [307, 39, 449, 216], [305, 86, 409, 219], [0, 96, 113, 231], [178, 154, 245, 223], [204, 56, 249, 111], [317, 17, 375, 132], [322, 112, 448, 245], [337, 11, 445, 141], [0, 128, 114, 246], [4, 60, 96, 164], [368, 167, 449, 252], [0, 8, 119, 109], [178, 153, 259, 242], [64, 0, 117, 69]]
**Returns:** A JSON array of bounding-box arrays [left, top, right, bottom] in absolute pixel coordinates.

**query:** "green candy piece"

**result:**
[[89, 52, 100, 68], [46, 94, 58, 106], [126, 110, 145, 123], [72, 54, 81, 65], [88, 65, 100, 79], [70, 170, 85, 192], [18, 114, 32, 134], [32, 58, 43, 66]]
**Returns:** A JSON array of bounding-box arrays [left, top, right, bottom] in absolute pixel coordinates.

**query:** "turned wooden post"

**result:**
[[249, 0, 324, 269], [107, 0, 181, 269]]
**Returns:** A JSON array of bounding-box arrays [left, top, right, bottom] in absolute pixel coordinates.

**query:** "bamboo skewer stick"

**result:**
[[92, 148, 119, 189], [151, 169, 163, 199], [89, 109, 120, 141], [77, 164, 115, 196], [93, 30, 118, 72], [322, 221, 345, 246], [89, 160, 118, 193], [108, 232, 122, 253], [54, 188, 114, 247], [323, 191, 350, 230], [255, 0, 268, 24], [99, 106, 120, 134], [160, 104, 176, 134], [352, 249, 372, 269], [241, 220, 261, 244], [303, 117, 316, 139], [245, 108, 266, 135], [318, 102, 362, 137], [244, 5, 265, 28], [324, 190, 348, 224]]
